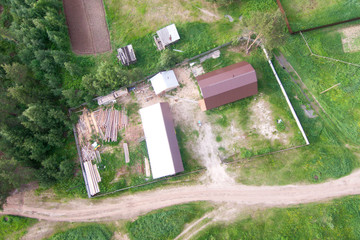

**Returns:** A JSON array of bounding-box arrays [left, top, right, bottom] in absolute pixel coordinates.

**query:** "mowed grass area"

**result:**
[[0, 215, 37, 240], [280, 0, 360, 31], [127, 202, 212, 240], [194, 196, 360, 239]]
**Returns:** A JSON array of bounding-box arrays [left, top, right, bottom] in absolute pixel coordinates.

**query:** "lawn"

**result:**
[[194, 196, 360, 239], [0, 215, 37, 240], [127, 202, 212, 240], [280, 0, 360, 32]]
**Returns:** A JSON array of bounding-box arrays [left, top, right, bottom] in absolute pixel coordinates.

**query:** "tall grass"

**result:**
[[127, 202, 212, 240], [0, 215, 37, 240], [195, 196, 360, 239], [48, 224, 113, 240], [281, 0, 360, 31]]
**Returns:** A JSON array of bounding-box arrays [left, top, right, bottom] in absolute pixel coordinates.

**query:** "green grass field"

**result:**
[[280, 0, 360, 31], [127, 202, 212, 240], [281, 21, 360, 145], [230, 55, 359, 185], [214, 21, 360, 185], [194, 196, 360, 239], [0, 215, 37, 240], [47, 224, 113, 240]]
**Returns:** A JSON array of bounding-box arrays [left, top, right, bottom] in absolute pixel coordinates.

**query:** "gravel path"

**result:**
[[2, 170, 360, 222]]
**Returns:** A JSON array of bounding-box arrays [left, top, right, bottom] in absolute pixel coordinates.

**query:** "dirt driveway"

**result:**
[[63, 0, 111, 54], [2, 170, 360, 222]]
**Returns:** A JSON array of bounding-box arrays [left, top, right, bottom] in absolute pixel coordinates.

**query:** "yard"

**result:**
[[279, 0, 360, 31], [58, 0, 360, 195], [231, 21, 360, 185]]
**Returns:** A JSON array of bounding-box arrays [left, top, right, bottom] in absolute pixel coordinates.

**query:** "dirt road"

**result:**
[[2, 170, 360, 222]]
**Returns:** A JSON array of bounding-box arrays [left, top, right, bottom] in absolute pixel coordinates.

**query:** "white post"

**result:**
[[262, 47, 310, 145]]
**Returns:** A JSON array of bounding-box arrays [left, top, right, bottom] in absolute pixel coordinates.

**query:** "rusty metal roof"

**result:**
[[196, 61, 256, 98]]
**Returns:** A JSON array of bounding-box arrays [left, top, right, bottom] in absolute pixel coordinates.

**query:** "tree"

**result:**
[[242, 9, 287, 54], [82, 62, 142, 96]]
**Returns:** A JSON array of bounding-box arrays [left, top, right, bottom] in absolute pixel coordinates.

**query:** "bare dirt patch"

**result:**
[[4, 170, 360, 223], [250, 97, 279, 140], [22, 220, 58, 240], [63, 0, 111, 54], [340, 25, 360, 53], [169, 67, 235, 185]]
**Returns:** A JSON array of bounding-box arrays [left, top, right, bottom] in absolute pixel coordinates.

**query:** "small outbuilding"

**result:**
[[139, 102, 184, 179], [197, 61, 258, 111], [117, 44, 136, 66], [150, 70, 179, 95], [154, 24, 180, 50]]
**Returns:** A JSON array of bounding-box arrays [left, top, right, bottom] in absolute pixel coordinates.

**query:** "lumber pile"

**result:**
[[83, 160, 101, 196], [81, 144, 102, 196], [81, 145, 101, 163], [113, 88, 128, 98], [123, 143, 130, 163], [96, 87, 128, 106], [144, 157, 151, 177], [97, 94, 116, 106], [94, 108, 128, 142]]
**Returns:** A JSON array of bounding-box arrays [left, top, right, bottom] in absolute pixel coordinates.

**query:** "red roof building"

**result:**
[[196, 61, 258, 111]]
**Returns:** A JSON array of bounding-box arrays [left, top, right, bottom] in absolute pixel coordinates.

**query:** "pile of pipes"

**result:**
[[93, 108, 128, 142]]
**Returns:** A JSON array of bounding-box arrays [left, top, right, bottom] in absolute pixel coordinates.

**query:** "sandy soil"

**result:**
[[250, 96, 282, 141], [169, 67, 235, 185], [21, 221, 58, 240], [341, 25, 360, 53], [3, 169, 360, 222], [63, 0, 111, 54]]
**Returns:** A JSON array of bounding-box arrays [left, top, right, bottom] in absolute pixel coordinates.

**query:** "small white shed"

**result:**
[[150, 70, 179, 95]]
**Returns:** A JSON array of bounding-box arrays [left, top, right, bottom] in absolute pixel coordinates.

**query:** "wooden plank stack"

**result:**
[[83, 161, 101, 196], [94, 107, 128, 142], [123, 143, 130, 163], [144, 157, 151, 177]]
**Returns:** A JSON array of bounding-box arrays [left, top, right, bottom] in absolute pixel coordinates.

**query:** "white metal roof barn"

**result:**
[[150, 70, 179, 95], [139, 102, 184, 179]]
